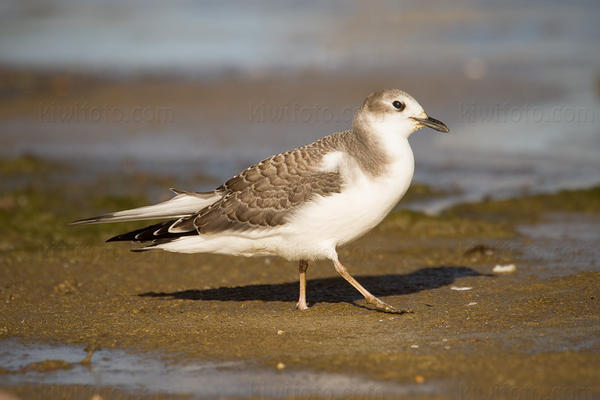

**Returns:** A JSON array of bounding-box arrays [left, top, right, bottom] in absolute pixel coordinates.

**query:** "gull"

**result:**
[[73, 89, 449, 313]]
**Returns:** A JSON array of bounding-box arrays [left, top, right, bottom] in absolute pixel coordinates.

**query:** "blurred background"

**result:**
[[1, 0, 599, 212]]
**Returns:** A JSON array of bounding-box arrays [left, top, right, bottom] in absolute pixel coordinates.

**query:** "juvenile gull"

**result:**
[[73, 89, 449, 313]]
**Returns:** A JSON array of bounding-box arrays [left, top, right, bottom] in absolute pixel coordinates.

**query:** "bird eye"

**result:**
[[392, 101, 405, 111]]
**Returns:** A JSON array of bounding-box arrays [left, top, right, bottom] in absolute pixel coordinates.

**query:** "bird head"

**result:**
[[353, 89, 449, 140]]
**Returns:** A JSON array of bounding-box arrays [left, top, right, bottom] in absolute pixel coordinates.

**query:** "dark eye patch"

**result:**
[[392, 101, 405, 111]]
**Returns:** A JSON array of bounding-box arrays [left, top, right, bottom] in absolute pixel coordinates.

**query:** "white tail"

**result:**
[[72, 190, 220, 225]]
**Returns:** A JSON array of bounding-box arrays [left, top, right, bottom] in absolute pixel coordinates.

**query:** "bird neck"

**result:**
[[352, 116, 413, 168]]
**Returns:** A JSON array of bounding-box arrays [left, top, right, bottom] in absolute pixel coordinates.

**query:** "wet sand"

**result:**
[[0, 155, 598, 399]]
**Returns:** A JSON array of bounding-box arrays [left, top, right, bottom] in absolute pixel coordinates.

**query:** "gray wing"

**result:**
[[170, 144, 343, 234]]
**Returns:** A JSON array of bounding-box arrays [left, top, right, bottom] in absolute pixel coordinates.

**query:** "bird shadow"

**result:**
[[139, 266, 492, 306]]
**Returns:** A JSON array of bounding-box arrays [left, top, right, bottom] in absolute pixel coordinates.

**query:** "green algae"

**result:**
[[0, 185, 148, 251], [446, 186, 600, 222], [0, 154, 67, 175], [380, 209, 515, 239], [401, 182, 457, 204]]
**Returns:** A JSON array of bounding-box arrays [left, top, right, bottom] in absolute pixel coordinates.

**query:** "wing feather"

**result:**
[[105, 132, 347, 242], [190, 138, 344, 233]]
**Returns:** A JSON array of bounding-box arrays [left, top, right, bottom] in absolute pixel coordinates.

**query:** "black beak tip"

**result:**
[[413, 116, 449, 133]]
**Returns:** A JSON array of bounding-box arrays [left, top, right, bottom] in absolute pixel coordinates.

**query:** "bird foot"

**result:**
[[296, 301, 309, 311], [367, 296, 412, 314]]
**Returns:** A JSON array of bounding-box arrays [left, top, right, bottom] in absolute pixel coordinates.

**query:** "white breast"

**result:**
[[279, 138, 415, 260]]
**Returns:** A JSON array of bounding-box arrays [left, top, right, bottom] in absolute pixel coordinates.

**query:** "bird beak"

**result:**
[[411, 115, 449, 133]]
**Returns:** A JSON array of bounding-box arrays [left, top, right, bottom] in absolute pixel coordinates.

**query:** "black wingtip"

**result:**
[[130, 247, 152, 253], [106, 231, 137, 242], [106, 235, 122, 243]]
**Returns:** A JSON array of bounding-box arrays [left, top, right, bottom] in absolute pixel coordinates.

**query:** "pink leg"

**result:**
[[296, 260, 309, 310], [332, 257, 409, 314]]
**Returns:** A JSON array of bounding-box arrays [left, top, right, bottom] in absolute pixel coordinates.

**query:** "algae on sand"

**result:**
[[446, 185, 600, 222]]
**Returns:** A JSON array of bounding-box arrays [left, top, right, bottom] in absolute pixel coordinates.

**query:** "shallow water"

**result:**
[[1, 0, 599, 74], [516, 213, 600, 275], [0, 340, 435, 398]]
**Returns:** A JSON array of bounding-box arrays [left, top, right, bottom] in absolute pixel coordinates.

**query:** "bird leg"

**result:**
[[332, 258, 406, 314], [296, 260, 309, 310]]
